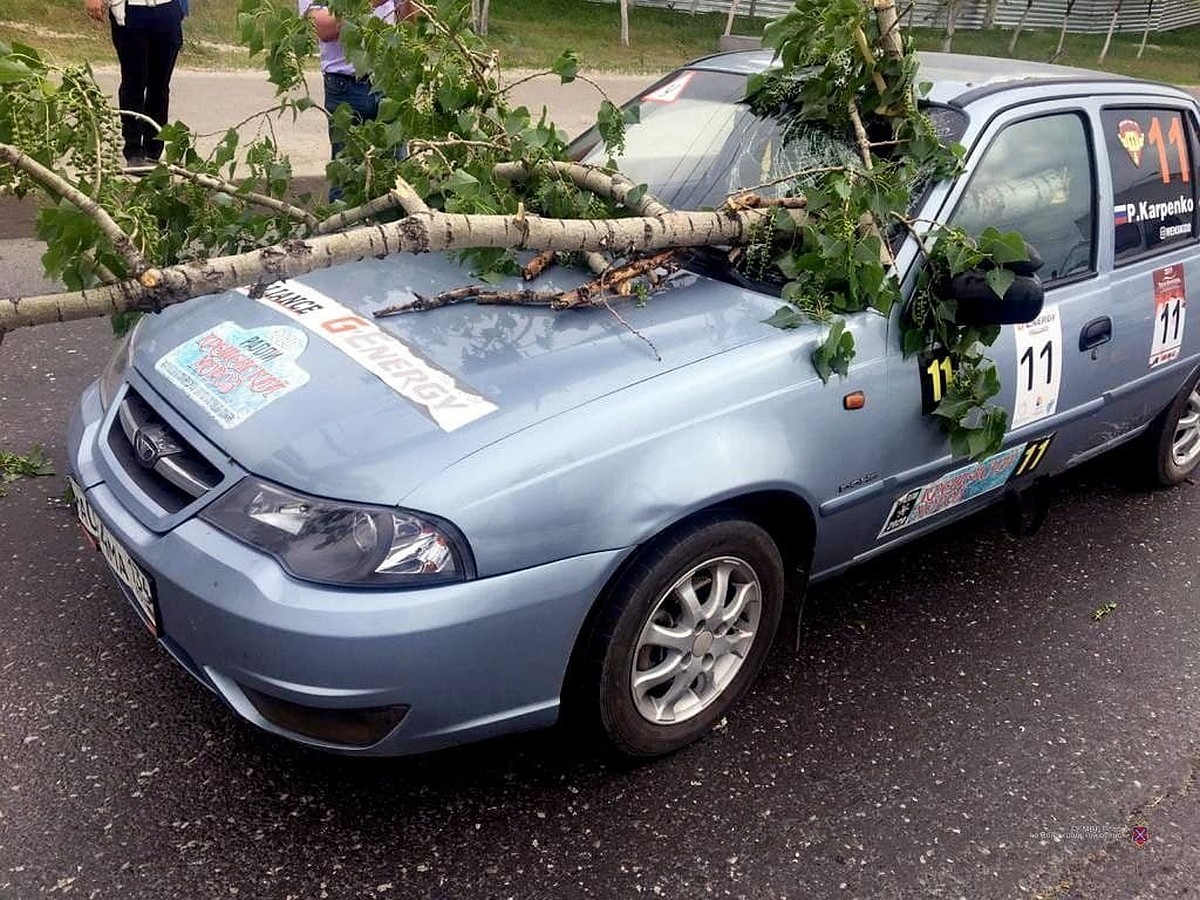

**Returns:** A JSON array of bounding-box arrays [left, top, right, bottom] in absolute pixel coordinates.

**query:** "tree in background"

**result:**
[[1137, 0, 1156, 58], [470, 0, 490, 35], [1006, 0, 1034, 54], [1098, 0, 1124, 62], [1051, 0, 1078, 62], [940, 0, 968, 51]]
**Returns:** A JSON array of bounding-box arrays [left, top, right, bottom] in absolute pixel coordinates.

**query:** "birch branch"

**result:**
[[0, 142, 150, 276], [494, 160, 672, 217], [163, 164, 320, 228], [0, 204, 807, 334], [314, 176, 428, 234]]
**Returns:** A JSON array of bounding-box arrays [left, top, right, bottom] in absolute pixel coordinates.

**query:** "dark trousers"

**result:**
[[323, 72, 381, 201], [110, 3, 184, 162], [323, 72, 380, 159]]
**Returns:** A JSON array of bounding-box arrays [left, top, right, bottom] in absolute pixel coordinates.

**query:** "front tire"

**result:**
[[1146, 370, 1200, 486], [579, 516, 785, 758]]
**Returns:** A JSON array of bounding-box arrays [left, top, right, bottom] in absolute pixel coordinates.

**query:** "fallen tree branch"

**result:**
[[555, 250, 680, 309], [522, 249, 558, 280], [848, 100, 874, 171], [600, 294, 661, 361], [0, 141, 149, 276], [494, 160, 672, 217], [315, 176, 428, 233], [376, 249, 681, 317], [164, 164, 320, 228], [1, 203, 805, 334]]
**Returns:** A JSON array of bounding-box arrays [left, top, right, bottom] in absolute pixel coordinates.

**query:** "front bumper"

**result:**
[[68, 381, 625, 756]]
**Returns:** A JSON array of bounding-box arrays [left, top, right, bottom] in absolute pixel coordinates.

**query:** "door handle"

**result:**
[[1079, 316, 1112, 351]]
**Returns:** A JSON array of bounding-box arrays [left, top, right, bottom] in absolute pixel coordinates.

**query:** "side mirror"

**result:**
[[949, 271, 1045, 325], [948, 241, 1045, 326]]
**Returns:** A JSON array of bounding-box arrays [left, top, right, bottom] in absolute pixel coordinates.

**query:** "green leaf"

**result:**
[[765, 306, 806, 329], [978, 227, 1029, 265], [985, 266, 1015, 299], [550, 50, 579, 84], [443, 169, 481, 197], [0, 57, 34, 84], [811, 317, 854, 382]]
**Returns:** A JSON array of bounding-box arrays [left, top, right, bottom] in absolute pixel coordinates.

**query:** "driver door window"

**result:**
[[952, 113, 1096, 283]]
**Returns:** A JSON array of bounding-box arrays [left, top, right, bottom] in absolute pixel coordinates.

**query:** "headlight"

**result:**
[[201, 478, 472, 587], [99, 320, 141, 409]]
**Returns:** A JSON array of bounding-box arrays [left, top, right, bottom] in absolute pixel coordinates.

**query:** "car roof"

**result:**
[[686, 48, 1183, 107]]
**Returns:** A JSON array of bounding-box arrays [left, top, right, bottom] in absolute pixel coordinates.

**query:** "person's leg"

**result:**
[[110, 11, 150, 162], [324, 75, 377, 156], [323, 75, 378, 201], [141, 2, 185, 161]]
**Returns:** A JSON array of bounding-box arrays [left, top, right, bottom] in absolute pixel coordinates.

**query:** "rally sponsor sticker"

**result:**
[[249, 280, 497, 431], [1011, 307, 1062, 429], [1149, 264, 1186, 368], [1116, 118, 1145, 167], [155, 322, 309, 428], [878, 444, 1026, 539]]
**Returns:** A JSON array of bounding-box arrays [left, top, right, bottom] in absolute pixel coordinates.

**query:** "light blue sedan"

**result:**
[[68, 51, 1200, 757]]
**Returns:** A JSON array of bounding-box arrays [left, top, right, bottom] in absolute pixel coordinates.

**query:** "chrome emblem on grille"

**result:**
[[132, 426, 182, 469]]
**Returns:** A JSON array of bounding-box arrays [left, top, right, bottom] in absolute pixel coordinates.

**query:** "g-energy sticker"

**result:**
[[250, 280, 497, 431], [155, 322, 309, 428], [878, 444, 1026, 539], [1149, 264, 1186, 368]]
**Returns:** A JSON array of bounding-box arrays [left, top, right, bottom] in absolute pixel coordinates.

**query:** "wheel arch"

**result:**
[[559, 488, 815, 716]]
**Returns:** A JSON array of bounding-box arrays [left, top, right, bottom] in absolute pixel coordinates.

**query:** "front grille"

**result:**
[[107, 388, 222, 513]]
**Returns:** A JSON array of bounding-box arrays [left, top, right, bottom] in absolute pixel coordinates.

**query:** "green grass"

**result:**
[[0, 0, 1197, 84]]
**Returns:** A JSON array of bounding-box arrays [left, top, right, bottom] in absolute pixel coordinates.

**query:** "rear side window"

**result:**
[[1102, 107, 1197, 264], [951, 113, 1095, 283]]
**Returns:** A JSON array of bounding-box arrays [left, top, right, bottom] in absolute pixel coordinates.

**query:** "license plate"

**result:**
[[68, 477, 160, 636]]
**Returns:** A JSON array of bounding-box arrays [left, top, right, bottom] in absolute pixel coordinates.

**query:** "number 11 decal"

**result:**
[[1012, 307, 1063, 429], [1149, 265, 1187, 368]]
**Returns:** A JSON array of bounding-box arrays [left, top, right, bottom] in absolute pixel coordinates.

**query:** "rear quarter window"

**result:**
[[1102, 106, 1198, 264]]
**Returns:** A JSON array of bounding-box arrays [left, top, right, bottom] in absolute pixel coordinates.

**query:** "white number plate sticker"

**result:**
[[68, 478, 159, 635], [1012, 307, 1063, 429]]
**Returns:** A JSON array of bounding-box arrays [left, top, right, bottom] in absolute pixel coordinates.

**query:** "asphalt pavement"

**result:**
[[2, 68, 1200, 900]]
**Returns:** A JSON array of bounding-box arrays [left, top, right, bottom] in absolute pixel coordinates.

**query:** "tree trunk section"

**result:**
[[620, 0, 631, 46], [873, 0, 905, 61], [1137, 0, 1154, 58], [941, 1, 960, 52], [1053, 0, 1077, 61], [724, 0, 740, 36], [1098, 0, 1123, 63], [983, 0, 998, 29], [1007, 0, 1034, 55]]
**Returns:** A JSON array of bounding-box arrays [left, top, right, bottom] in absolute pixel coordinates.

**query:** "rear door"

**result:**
[[1096, 101, 1200, 435]]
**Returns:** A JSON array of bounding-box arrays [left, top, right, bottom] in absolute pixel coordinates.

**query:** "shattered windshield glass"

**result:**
[[572, 69, 860, 210]]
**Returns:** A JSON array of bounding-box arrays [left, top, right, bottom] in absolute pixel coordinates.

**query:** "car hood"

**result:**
[[129, 252, 781, 504]]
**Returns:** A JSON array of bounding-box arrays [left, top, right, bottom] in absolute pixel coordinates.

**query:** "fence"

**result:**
[[593, 1, 1200, 33]]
